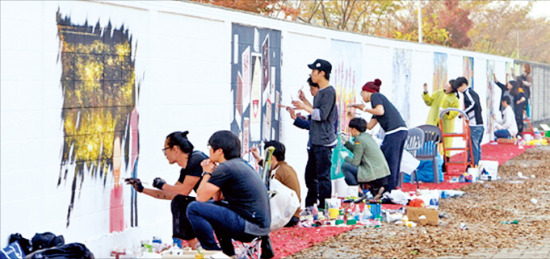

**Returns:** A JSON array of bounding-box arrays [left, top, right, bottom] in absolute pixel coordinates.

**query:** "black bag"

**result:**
[[31, 232, 64, 251], [8, 233, 31, 255], [27, 243, 94, 259]]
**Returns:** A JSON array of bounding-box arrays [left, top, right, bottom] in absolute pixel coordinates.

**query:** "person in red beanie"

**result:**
[[348, 79, 408, 191]]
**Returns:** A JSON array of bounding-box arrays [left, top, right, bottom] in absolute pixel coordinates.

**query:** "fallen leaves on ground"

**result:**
[[289, 146, 550, 258]]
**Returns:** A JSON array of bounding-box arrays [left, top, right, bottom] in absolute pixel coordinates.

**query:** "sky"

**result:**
[[523, 1, 550, 19]]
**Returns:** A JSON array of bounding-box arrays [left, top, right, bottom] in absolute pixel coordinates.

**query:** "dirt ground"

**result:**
[[289, 146, 550, 258]]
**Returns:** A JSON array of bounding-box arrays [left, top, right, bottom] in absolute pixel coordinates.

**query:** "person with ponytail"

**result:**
[[439, 79, 460, 171], [348, 79, 408, 191], [125, 131, 208, 249]]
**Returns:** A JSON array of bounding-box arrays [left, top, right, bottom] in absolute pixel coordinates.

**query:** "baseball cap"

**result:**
[[307, 59, 332, 74]]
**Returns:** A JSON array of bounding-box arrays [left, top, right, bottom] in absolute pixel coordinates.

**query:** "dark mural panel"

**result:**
[[56, 11, 140, 229], [231, 24, 281, 163]]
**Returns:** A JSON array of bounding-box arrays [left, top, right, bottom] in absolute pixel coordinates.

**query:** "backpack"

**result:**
[[8, 233, 31, 255], [27, 243, 94, 259], [31, 232, 65, 251]]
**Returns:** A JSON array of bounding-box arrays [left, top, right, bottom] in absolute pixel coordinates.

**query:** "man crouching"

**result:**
[[187, 130, 271, 257]]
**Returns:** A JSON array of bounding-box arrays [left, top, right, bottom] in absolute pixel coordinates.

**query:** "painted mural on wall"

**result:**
[[56, 12, 140, 230], [330, 39, 361, 178], [463, 56, 474, 89], [392, 48, 412, 126], [231, 24, 281, 163], [486, 60, 496, 137], [330, 40, 360, 135], [433, 52, 448, 92]]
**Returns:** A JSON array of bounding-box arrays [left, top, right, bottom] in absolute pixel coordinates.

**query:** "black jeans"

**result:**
[[187, 201, 260, 256], [171, 195, 196, 240], [380, 130, 408, 191], [304, 145, 332, 209]]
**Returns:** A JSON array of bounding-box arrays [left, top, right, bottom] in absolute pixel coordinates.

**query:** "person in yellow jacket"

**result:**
[[422, 83, 446, 126], [440, 80, 460, 171]]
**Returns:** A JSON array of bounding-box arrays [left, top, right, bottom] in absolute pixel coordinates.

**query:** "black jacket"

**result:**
[[463, 87, 483, 126]]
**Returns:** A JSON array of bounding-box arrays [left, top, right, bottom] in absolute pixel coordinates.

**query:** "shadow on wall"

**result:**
[[56, 10, 140, 231]]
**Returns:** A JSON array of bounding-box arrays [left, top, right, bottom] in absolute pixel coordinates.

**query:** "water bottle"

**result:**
[[172, 237, 182, 248], [360, 205, 372, 225], [353, 206, 361, 221], [519, 139, 525, 149], [152, 236, 162, 253], [195, 245, 204, 259], [429, 198, 439, 210], [312, 204, 319, 220]]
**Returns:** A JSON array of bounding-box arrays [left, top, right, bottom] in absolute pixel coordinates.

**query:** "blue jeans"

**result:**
[[494, 129, 511, 139], [469, 125, 484, 166], [304, 145, 332, 209], [341, 161, 359, 186], [187, 202, 258, 256], [380, 130, 408, 191]]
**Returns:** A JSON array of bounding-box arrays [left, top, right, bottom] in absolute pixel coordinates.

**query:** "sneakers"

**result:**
[[260, 236, 274, 258], [353, 193, 368, 203]]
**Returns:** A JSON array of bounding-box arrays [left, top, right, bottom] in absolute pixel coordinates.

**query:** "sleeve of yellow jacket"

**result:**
[[442, 94, 460, 120], [422, 92, 434, 106]]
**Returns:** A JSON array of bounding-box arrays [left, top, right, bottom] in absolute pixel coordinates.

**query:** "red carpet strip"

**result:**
[[270, 142, 532, 258]]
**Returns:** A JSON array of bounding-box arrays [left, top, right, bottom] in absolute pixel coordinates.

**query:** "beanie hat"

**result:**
[[362, 79, 382, 93]]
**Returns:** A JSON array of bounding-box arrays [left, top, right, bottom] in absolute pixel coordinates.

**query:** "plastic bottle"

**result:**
[[360, 205, 372, 225], [312, 204, 319, 220], [195, 245, 204, 259], [152, 237, 162, 253], [519, 139, 525, 149], [142, 243, 153, 253], [353, 205, 361, 221], [429, 198, 439, 210], [374, 215, 383, 228], [172, 237, 182, 248]]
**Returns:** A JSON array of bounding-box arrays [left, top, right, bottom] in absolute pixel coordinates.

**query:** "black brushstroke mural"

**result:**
[[56, 10, 140, 228]]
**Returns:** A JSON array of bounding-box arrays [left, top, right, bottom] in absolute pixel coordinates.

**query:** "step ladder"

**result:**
[[439, 108, 474, 175]]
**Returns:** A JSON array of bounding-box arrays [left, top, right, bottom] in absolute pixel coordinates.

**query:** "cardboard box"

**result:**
[[406, 207, 439, 226], [497, 138, 516, 145]]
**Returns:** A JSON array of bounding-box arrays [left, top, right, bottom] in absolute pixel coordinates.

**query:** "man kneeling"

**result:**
[[187, 130, 271, 257], [341, 118, 391, 201]]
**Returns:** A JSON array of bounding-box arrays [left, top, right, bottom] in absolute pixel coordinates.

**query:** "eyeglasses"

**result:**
[[162, 146, 172, 153]]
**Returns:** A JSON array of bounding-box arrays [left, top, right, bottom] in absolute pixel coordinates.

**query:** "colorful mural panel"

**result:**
[[330, 40, 361, 134], [231, 24, 281, 164], [392, 48, 412, 126], [463, 56, 474, 89], [433, 52, 448, 92], [57, 12, 140, 229], [486, 60, 496, 137], [330, 39, 361, 178]]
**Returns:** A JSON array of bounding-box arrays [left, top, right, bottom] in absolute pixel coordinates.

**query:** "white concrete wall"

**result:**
[[1, 0, 520, 257]]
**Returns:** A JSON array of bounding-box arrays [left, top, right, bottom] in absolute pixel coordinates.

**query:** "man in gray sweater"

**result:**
[[292, 59, 337, 210]]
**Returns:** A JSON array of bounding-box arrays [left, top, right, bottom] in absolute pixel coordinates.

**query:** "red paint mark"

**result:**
[[110, 184, 124, 232]]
